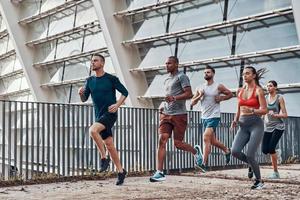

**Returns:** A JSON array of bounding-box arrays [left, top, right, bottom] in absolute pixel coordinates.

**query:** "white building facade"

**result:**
[[0, 0, 300, 116]]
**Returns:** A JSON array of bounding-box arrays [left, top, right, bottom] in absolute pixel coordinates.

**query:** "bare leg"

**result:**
[[89, 123, 106, 159], [104, 137, 123, 173], [211, 133, 230, 153], [202, 128, 214, 165], [271, 153, 278, 172], [174, 140, 197, 154], [157, 133, 169, 171]]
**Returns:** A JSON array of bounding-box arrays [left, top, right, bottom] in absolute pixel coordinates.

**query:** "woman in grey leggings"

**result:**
[[231, 66, 267, 189]]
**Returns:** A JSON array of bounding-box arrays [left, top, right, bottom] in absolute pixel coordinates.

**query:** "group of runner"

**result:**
[[79, 54, 288, 189]]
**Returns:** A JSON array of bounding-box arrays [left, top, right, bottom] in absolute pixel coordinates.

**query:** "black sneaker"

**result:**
[[251, 180, 264, 189], [100, 156, 111, 173], [116, 169, 127, 185], [248, 167, 254, 179], [225, 149, 231, 164]]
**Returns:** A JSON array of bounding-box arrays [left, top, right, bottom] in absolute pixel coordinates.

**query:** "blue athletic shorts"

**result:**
[[202, 117, 220, 132]]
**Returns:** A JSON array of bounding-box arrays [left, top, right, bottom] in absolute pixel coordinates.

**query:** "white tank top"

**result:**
[[198, 82, 220, 119]]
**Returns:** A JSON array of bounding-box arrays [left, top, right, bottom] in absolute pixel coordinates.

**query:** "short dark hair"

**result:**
[[268, 80, 278, 87], [168, 56, 179, 64], [92, 53, 105, 62], [205, 65, 215, 74]]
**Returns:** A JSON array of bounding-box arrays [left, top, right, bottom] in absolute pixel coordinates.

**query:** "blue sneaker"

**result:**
[[197, 164, 208, 173], [194, 145, 203, 168], [150, 171, 166, 182]]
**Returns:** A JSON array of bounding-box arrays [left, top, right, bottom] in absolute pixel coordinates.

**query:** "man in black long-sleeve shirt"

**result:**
[[78, 54, 128, 185]]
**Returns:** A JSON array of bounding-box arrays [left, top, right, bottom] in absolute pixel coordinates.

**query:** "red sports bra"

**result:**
[[238, 86, 260, 109]]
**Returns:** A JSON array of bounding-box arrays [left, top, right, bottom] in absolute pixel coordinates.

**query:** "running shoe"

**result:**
[[100, 156, 111, 172], [116, 169, 127, 185], [197, 163, 208, 173], [194, 145, 203, 168], [268, 171, 280, 179], [150, 171, 166, 182], [251, 180, 264, 189], [248, 167, 254, 179]]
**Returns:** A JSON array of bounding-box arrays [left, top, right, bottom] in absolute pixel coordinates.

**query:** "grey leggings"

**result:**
[[231, 115, 264, 180]]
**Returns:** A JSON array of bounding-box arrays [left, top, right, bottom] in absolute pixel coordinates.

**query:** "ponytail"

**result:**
[[245, 66, 268, 87]]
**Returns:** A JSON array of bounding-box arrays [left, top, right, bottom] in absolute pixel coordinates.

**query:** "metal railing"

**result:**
[[0, 100, 299, 181]]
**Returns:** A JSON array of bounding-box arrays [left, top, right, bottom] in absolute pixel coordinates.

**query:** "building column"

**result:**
[[0, 1, 57, 102], [92, 0, 153, 108], [292, 0, 300, 43]]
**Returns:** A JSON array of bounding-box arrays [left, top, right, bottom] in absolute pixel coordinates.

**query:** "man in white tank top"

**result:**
[[191, 66, 233, 172]]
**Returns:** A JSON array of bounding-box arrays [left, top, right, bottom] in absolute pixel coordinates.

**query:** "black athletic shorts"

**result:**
[[96, 112, 117, 140]]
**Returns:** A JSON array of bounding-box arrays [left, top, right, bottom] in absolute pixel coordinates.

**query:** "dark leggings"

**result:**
[[262, 129, 284, 154]]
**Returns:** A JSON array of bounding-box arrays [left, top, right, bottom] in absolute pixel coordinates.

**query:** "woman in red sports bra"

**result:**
[[230, 66, 267, 189]]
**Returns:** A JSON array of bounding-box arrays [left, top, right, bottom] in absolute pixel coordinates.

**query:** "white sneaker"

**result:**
[[268, 171, 280, 179]]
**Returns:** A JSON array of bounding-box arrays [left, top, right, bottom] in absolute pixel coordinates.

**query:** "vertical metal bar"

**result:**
[[145, 109, 150, 170], [46, 15, 52, 37], [47, 104, 51, 173], [231, 25, 237, 55], [140, 108, 144, 171], [239, 60, 245, 87], [14, 101, 18, 179], [19, 102, 23, 179], [68, 84, 73, 103], [154, 109, 159, 171], [135, 108, 140, 171], [53, 39, 59, 60], [89, 106, 94, 171], [8, 101, 12, 179], [42, 103, 45, 173], [61, 61, 66, 82], [89, 58, 92, 76], [142, 109, 146, 170], [126, 108, 130, 171], [36, 103, 40, 175], [165, 6, 172, 33], [31, 102, 34, 178], [57, 104, 61, 176], [72, 105, 75, 175], [62, 104, 66, 176], [119, 107, 124, 171], [153, 109, 157, 172], [174, 38, 179, 58], [85, 105, 90, 171], [2, 101, 6, 180], [67, 104, 71, 176], [130, 108, 134, 171], [223, 0, 229, 21], [81, 29, 86, 53], [52, 104, 56, 174], [73, 4, 78, 28], [81, 105, 85, 175], [25, 102, 29, 180], [38, 0, 43, 14], [6, 35, 10, 52], [112, 107, 118, 172], [76, 105, 80, 175]]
